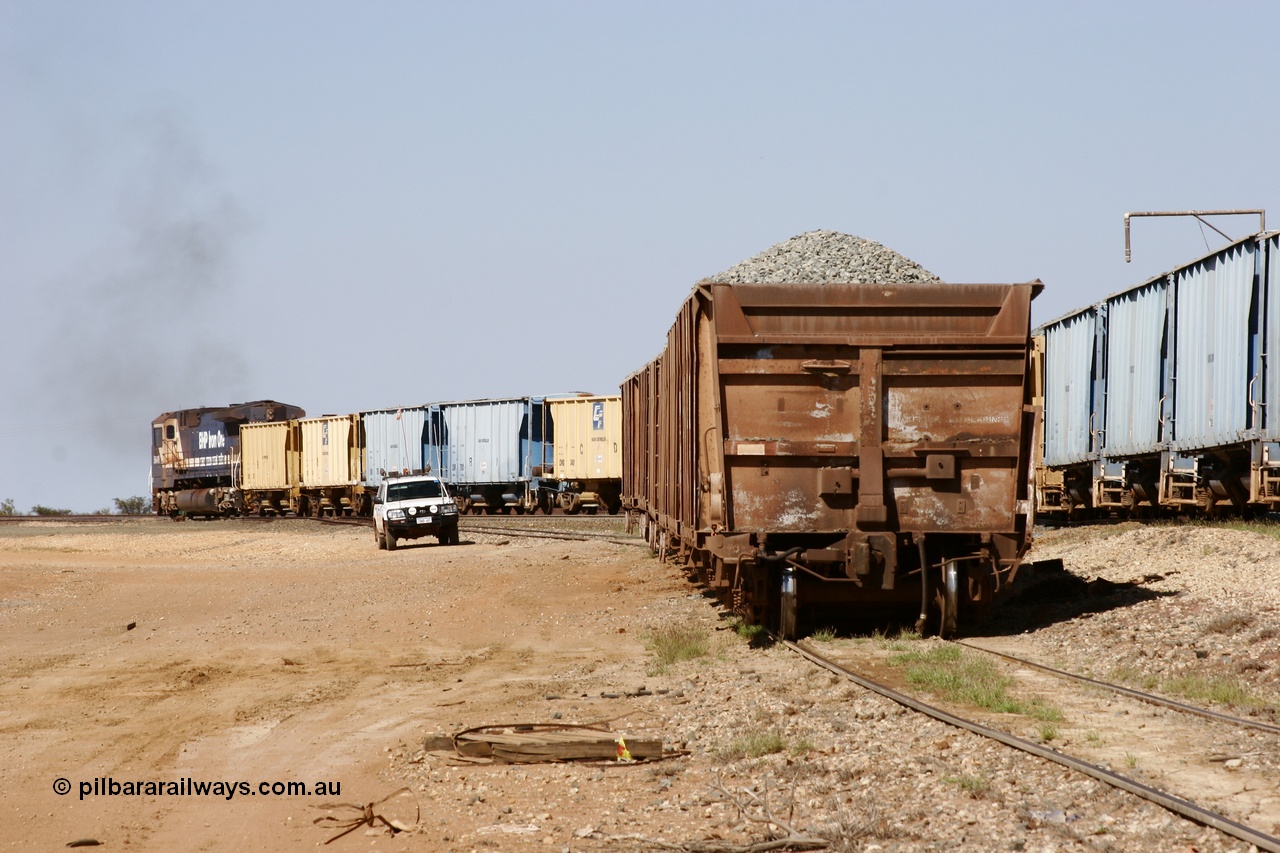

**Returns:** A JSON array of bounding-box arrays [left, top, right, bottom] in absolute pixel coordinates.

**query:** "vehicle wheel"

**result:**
[[439, 525, 458, 545], [376, 528, 386, 550], [386, 532, 397, 551]]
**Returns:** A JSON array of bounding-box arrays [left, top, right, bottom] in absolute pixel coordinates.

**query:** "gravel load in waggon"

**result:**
[[704, 229, 944, 284], [625, 229, 1040, 639]]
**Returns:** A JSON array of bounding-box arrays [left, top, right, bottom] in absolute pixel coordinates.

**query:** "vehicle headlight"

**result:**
[[408, 506, 418, 517], [428, 503, 438, 514], [443, 503, 457, 515], [387, 509, 405, 520]]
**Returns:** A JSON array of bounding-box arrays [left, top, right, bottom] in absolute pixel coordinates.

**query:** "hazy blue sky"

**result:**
[[2, 1, 1276, 512]]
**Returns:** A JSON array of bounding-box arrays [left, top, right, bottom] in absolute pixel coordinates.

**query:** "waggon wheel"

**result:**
[[778, 566, 798, 640], [940, 560, 961, 639]]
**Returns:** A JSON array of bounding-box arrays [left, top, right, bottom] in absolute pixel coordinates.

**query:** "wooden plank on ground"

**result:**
[[453, 728, 663, 762]]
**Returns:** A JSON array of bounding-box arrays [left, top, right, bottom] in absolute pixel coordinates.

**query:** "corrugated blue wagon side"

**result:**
[[1037, 231, 1280, 517], [425, 398, 555, 514], [362, 406, 430, 494], [1037, 305, 1104, 517]]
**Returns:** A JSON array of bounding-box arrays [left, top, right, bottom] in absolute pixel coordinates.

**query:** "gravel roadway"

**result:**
[[1, 517, 1277, 851]]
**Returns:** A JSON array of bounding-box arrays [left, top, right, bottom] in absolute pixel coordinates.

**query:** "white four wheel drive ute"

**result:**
[[372, 473, 460, 550]]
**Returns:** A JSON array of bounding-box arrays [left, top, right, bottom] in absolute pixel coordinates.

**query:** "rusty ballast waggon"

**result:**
[[622, 279, 1041, 638]]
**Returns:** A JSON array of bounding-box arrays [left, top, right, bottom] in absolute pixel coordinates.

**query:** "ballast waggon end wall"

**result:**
[[622, 236, 1042, 639]]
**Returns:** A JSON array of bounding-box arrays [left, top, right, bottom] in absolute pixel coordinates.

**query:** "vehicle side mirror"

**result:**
[[372, 496, 382, 505]]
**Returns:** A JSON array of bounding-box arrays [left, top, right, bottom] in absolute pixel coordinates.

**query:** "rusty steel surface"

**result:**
[[623, 279, 1040, 634]]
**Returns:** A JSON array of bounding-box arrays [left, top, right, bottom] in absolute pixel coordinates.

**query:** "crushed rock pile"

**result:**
[[704, 229, 943, 284]]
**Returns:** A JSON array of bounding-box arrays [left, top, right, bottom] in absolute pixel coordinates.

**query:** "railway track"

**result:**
[[0, 513, 640, 546], [955, 639, 1280, 736], [0, 514, 151, 524], [259, 515, 638, 545], [781, 635, 1280, 852]]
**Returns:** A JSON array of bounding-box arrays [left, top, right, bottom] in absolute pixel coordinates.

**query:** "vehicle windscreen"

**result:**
[[387, 480, 445, 501]]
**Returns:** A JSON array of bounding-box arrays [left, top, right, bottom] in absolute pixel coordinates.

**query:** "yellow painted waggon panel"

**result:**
[[299, 415, 361, 488], [550, 395, 621, 481], [240, 421, 297, 491]]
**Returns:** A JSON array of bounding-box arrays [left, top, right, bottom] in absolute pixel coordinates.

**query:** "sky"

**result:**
[[2, 1, 1277, 512]]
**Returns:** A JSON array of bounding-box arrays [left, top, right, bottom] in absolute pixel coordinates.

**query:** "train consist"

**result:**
[[621, 261, 1042, 639], [151, 401, 307, 517], [151, 395, 623, 519], [1036, 231, 1280, 520]]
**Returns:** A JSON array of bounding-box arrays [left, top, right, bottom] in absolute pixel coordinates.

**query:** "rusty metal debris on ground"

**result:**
[[313, 786, 419, 844]]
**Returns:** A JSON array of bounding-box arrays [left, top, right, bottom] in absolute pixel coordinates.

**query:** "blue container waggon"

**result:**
[[361, 406, 430, 493], [1036, 231, 1280, 518], [426, 397, 557, 514]]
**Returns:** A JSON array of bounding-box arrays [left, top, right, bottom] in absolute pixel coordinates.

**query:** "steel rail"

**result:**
[[782, 637, 1280, 853], [0, 514, 149, 523], [458, 523, 643, 546], [956, 639, 1280, 736]]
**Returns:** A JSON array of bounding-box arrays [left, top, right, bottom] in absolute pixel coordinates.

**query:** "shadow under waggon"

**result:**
[[975, 558, 1176, 636]]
